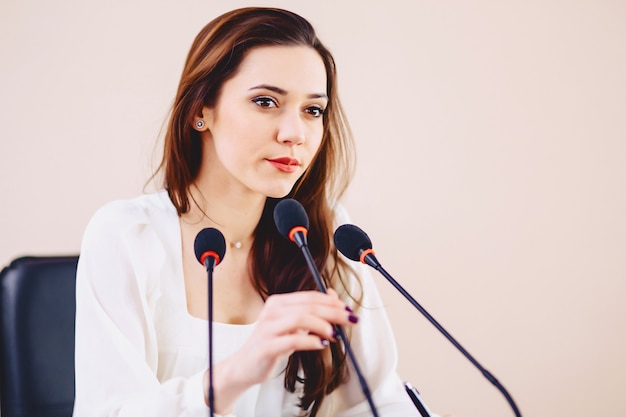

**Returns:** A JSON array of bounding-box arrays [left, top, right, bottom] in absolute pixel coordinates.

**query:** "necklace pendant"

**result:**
[[233, 241, 242, 249]]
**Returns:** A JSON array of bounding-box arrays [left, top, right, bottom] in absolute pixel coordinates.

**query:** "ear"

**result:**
[[192, 106, 214, 132]]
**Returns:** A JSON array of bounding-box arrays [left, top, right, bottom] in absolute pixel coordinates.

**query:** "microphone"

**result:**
[[272, 199, 322, 289], [194, 227, 226, 270], [194, 227, 226, 417], [273, 199, 380, 417], [334, 224, 522, 417]]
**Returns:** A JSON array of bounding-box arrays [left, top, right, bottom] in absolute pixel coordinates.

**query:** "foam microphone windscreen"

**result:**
[[333, 224, 373, 262], [194, 227, 227, 266], [273, 198, 309, 239]]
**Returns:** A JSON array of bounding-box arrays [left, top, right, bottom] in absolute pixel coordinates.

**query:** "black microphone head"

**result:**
[[194, 227, 226, 266], [333, 224, 373, 262], [273, 198, 309, 241]]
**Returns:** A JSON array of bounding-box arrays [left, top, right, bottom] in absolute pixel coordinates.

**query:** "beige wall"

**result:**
[[1, 1, 625, 416]]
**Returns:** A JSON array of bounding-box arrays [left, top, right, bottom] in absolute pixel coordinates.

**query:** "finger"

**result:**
[[266, 291, 345, 310], [264, 292, 356, 323], [264, 333, 329, 357], [271, 312, 337, 340], [266, 300, 357, 335], [255, 308, 334, 341], [326, 288, 339, 299]]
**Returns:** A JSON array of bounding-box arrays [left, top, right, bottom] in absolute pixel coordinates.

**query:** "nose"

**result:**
[[276, 110, 306, 146]]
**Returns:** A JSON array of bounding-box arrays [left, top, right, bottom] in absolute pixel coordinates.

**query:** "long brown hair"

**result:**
[[155, 7, 357, 415]]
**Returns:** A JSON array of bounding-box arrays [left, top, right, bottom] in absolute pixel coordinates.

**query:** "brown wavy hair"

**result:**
[[154, 7, 357, 415]]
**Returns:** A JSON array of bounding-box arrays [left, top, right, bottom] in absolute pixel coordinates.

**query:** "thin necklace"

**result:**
[[188, 188, 249, 250]]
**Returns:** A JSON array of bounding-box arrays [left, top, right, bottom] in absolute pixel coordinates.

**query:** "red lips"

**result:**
[[268, 157, 299, 165], [266, 157, 300, 173]]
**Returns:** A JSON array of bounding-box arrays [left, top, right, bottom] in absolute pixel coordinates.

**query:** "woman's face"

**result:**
[[198, 45, 328, 198]]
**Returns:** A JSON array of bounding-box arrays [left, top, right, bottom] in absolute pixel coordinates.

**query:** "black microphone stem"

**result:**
[[295, 236, 380, 417], [204, 257, 216, 417], [372, 260, 521, 417]]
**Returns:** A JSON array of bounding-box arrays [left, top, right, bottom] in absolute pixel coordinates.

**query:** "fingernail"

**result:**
[[321, 339, 330, 347], [345, 306, 353, 313], [348, 314, 359, 324], [332, 328, 339, 339]]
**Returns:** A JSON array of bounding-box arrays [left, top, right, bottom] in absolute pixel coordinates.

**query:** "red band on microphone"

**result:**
[[288, 226, 308, 243], [200, 250, 221, 266], [359, 248, 375, 265]]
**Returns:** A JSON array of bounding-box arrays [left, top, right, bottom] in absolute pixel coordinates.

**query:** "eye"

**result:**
[[305, 105, 326, 118], [252, 96, 278, 108]]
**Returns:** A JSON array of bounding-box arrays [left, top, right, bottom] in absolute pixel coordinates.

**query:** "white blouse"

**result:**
[[73, 191, 422, 417]]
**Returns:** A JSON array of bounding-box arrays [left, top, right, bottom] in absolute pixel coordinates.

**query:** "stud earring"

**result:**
[[195, 119, 205, 129]]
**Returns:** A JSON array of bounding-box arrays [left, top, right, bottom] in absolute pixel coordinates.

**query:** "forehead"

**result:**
[[229, 45, 327, 94]]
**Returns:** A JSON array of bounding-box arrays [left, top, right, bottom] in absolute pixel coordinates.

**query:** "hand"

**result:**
[[208, 289, 357, 412], [235, 289, 356, 385]]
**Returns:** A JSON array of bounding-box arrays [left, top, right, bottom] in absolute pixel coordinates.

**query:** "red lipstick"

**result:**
[[266, 157, 300, 173]]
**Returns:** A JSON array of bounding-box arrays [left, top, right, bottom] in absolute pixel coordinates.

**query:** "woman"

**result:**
[[74, 7, 430, 417]]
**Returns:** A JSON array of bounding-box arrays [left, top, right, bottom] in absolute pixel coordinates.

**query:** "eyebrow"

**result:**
[[249, 84, 328, 100]]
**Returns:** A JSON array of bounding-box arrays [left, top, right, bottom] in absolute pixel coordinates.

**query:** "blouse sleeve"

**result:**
[[73, 201, 226, 417]]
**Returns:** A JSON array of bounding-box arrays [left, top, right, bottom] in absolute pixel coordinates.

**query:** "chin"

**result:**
[[265, 189, 293, 199], [261, 181, 299, 199]]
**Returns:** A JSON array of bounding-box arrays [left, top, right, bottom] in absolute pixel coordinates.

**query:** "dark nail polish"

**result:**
[[345, 306, 353, 313], [332, 328, 339, 339], [348, 314, 359, 324]]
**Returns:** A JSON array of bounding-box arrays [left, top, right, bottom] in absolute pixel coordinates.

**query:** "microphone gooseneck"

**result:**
[[194, 227, 226, 417], [333, 224, 523, 417], [273, 199, 380, 417]]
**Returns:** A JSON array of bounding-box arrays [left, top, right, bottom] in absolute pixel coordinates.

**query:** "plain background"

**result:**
[[1, 1, 625, 416]]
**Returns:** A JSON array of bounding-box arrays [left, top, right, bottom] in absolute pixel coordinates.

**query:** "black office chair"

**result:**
[[0, 255, 79, 417]]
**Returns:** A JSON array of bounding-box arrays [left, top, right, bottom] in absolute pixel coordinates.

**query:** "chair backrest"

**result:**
[[0, 256, 79, 417]]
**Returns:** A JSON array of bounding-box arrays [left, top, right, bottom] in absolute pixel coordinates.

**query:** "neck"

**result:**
[[182, 183, 266, 250]]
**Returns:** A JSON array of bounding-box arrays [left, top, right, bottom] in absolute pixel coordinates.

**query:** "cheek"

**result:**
[[310, 127, 325, 154], [303, 133, 325, 170], [212, 118, 255, 154]]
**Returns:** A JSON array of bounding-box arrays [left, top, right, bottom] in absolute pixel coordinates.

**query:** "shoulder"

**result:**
[[331, 201, 352, 227], [81, 190, 177, 250], [329, 202, 387, 310], [77, 191, 179, 295], [329, 202, 366, 299], [85, 191, 175, 231]]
